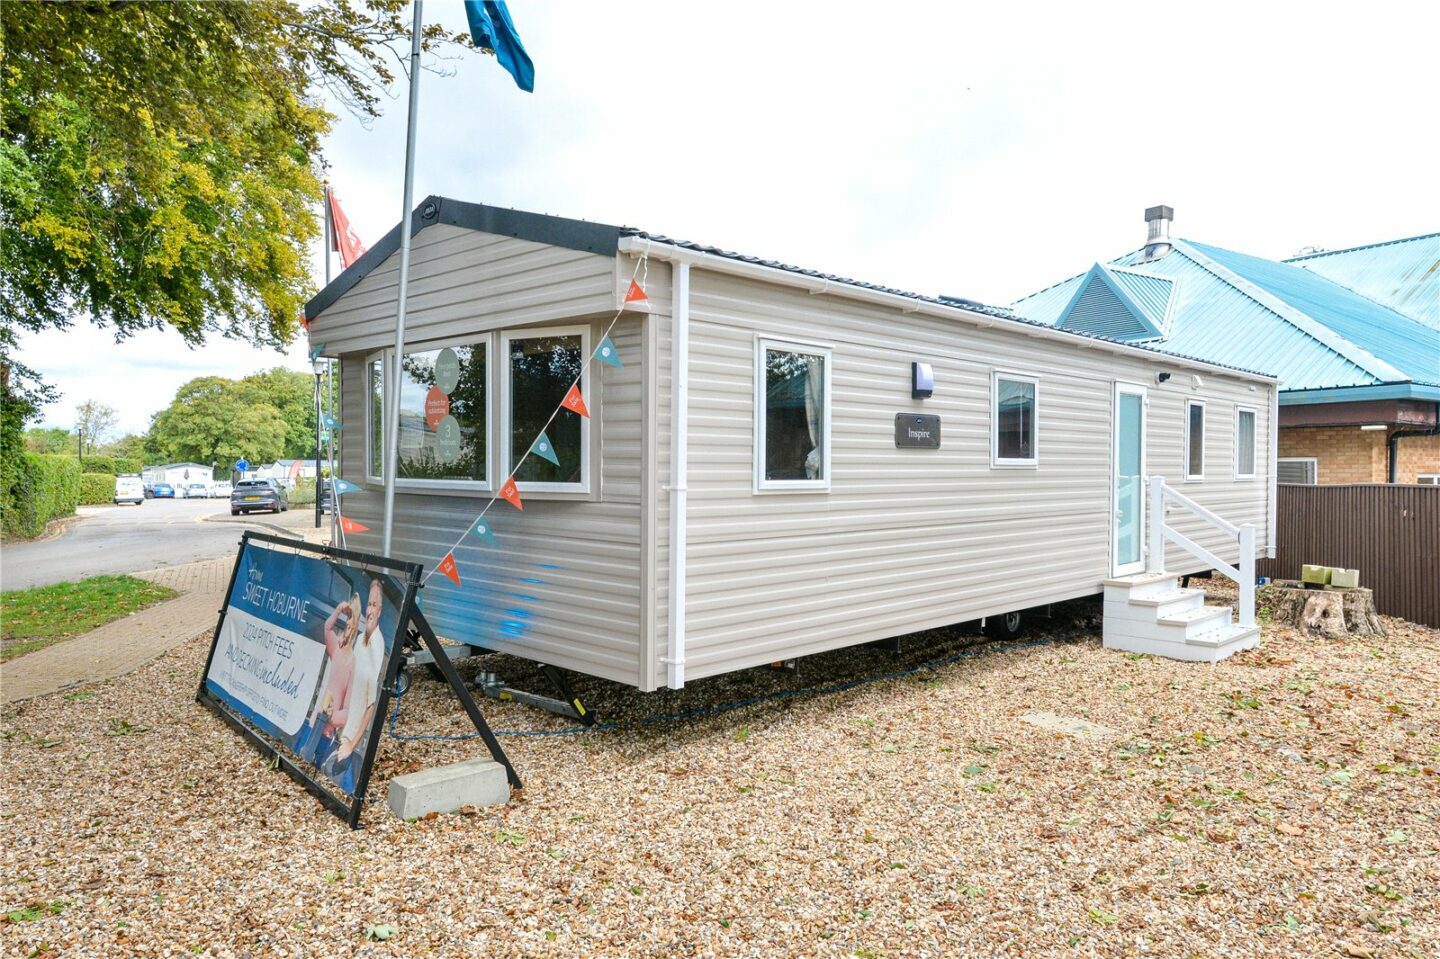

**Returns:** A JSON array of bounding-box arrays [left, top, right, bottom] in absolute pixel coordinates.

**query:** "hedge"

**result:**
[[80, 472, 116, 506], [1, 453, 81, 539], [79, 456, 142, 475]]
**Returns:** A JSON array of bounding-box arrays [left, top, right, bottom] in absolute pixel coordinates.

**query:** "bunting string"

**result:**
[[419, 253, 650, 585]]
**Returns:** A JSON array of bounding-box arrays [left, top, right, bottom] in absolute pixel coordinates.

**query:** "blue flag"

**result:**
[[470, 517, 498, 546], [330, 478, 362, 496], [465, 1, 534, 92], [595, 336, 623, 368], [530, 431, 560, 466]]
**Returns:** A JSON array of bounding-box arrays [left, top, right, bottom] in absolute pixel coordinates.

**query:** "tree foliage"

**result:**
[[148, 376, 289, 468], [24, 426, 73, 455], [237, 367, 321, 460], [0, 0, 467, 414], [74, 399, 119, 456]]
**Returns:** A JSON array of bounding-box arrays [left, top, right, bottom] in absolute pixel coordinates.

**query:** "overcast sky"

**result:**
[[22, 0, 1440, 436]]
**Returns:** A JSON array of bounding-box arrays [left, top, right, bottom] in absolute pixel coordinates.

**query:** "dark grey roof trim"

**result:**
[[305, 196, 1269, 380], [304, 196, 624, 320]]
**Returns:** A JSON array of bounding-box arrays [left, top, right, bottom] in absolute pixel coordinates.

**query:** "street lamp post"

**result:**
[[312, 357, 325, 529]]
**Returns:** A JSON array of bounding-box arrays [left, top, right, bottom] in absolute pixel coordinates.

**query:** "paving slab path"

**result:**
[[2, 527, 330, 705]]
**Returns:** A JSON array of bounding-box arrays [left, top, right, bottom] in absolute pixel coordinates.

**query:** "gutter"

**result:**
[[616, 237, 1277, 386], [663, 262, 691, 689], [1387, 403, 1440, 482]]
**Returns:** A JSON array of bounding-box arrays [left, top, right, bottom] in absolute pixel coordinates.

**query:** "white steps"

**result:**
[[1102, 572, 1260, 662]]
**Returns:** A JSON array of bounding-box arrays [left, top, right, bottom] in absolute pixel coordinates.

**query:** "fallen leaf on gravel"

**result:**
[[458, 804, 478, 817], [1340, 944, 1374, 958], [1276, 823, 1304, 836], [364, 923, 398, 941]]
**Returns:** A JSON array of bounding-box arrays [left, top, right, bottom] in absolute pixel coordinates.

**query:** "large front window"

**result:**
[[756, 341, 830, 491], [397, 343, 488, 484], [506, 330, 588, 489]]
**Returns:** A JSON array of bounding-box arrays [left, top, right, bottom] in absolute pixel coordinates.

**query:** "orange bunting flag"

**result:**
[[499, 477, 523, 511], [339, 516, 370, 533], [561, 384, 589, 418], [624, 279, 648, 303], [436, 552, 462, 587]]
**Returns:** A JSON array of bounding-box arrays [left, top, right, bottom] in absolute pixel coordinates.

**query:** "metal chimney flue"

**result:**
[[1141, 205, 1174, 262]]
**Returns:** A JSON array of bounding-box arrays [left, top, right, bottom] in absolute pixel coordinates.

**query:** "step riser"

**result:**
[[1102, 630, 1259, 664], [1157, 612, 1233, 640], [1104, 593, 1205, 621], [1102, 580, 1179, 603]]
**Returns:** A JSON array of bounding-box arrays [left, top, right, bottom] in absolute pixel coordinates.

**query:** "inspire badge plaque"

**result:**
[[895, 413, 941, 449]]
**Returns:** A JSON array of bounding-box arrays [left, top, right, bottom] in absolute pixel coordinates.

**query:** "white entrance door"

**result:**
[[1112, 383, 1148, 576]]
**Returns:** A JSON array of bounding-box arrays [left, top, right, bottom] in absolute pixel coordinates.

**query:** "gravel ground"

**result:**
[[2, 595, 1437, 958]]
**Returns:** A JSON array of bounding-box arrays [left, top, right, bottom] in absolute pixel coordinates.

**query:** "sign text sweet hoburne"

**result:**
[[894, 413, 941, 449]]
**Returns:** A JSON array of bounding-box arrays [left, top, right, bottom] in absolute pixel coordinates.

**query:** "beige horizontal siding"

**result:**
[[322, 245, 648, 688], [308, 226, 617, 355], [680, 270, 1272, 681]]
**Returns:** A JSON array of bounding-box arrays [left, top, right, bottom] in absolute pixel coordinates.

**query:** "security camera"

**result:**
[[1155, 371, 1171, 384]]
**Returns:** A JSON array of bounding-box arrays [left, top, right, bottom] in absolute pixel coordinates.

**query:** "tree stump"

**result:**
[[1260, 580, 1386, 639]]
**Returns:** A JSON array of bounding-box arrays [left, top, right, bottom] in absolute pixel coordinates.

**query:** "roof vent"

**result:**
[[1140, 205, 1173, 263], [938, 294, 986, 310]]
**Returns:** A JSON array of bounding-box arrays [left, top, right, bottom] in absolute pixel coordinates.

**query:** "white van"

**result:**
[[114, 474, 145, 506]]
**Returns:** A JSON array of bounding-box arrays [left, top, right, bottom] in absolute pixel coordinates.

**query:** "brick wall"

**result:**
[[1279, 426, 1386, 483], [1396, 432, 1440, 483], [1280, 427, 1440, 483]]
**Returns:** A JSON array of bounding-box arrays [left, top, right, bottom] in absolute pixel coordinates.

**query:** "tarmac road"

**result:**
[[0, 496, 319, 591]]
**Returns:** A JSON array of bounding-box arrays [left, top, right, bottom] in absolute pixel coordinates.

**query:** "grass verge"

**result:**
[[1, 575, 179, 661]]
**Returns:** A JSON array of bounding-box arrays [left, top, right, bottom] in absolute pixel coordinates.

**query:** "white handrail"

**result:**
[[1148, 475, 1256, 628]]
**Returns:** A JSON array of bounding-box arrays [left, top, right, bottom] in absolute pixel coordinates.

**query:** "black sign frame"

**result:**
[[196, 531, 519, 828]]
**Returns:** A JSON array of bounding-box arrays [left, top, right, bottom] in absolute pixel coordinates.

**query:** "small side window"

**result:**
[[1185, 400, 1206, 480], [1235, 407, 1256, 479], [755, 340, 831, 491], [992, 372, 1039, 467], [367, 353, 385, 480]]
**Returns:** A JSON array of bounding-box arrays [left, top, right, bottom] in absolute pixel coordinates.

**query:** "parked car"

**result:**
[[114, 474, 145, 506], [142, 482, 155, 499], [317, 479, 333, 514], [231, 479, 288, 515], [151, 483, 176, 499], [182, 482, 210, 499], [210, 481, 234, 499]]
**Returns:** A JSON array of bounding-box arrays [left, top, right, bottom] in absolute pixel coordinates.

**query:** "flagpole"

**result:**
[[382, 0, 424, 557], [323, 182, 333, 286]]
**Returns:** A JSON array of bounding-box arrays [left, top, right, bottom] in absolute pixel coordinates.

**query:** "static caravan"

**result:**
[[305, 198, 1278, 691]]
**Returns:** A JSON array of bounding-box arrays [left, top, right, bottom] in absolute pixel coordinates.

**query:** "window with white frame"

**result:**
[[504, 328, 589, 490], [367, 354, 385, 480], [1277, 457, 1318, 484], [1185, 400, 1206, 480], [396, 340, 488, 485], [1234, 407, 1257, 478], [992, 372, 1039, 467], [756, 340, 830, 490], [1418, 474, 1440, 486]]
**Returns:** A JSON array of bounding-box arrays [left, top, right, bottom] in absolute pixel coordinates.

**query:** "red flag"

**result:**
[[327, 188, 368, 269], [560, 384, 589, 418], [624, 280, 648, 303], [498, 478, 523, 511], [339, 516, 370, 533], [436, 552, 462, 587]]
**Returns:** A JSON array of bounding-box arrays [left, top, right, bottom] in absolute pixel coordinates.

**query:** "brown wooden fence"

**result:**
[[1258, 484, 1440, 627]]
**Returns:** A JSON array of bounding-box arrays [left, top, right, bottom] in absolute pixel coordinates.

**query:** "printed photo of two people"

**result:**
[[291, 565, 405, 796]]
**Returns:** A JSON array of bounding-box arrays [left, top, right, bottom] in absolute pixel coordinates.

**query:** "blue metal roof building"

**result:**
[[1285, 233, 1439, 331], [1014, 230, 1440, 406]]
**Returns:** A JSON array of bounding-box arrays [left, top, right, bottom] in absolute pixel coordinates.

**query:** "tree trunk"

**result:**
[[1260, 581, 1386, 639]]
